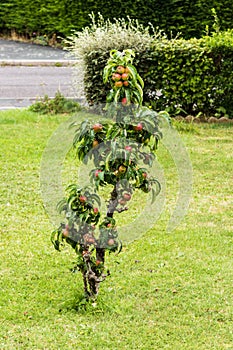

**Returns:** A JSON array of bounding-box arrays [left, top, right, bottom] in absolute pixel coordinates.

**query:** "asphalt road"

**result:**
[[0, 39, 71, 61], [0, 39, 81, 109], [0, 66, 78, 109]]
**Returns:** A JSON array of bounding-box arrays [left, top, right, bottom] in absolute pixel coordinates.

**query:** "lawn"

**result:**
[[0, 110, 232, 349]]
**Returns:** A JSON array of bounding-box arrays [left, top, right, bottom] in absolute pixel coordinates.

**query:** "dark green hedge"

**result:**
[[0, 0, 233, 39], [82, 32, 233, 117]]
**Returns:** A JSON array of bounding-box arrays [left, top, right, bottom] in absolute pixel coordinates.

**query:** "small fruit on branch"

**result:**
[[124, 145, 132, 152], [92, 123, 103, 132], [118, 198, 127, 206], [122, 73, 129, 80], [79, 195, 87, 203], [115, 81, 123, 88], [92, 140, 99, 148], [123, 81, 129, 87], [83, 234, 96, 245], [62, 228, 69, 238], [93, 207, 99, 215], [95, 169, 102, 177], [112, 73, 122, 81], [123, 193, 131, 201], [121, 97, 128, 105], [133, 123, 143, 131], [116, 65, 125, 74], [107, 238, 116, 246]]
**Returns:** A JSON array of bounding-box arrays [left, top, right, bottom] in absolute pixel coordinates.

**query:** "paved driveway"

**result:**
[[0, 39, 80, 109], [0, 66, 78, 108]]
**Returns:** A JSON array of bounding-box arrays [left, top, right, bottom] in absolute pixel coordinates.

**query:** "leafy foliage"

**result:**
[[28, 91, 82, 115], [67, 17, 233, 118], [1, 1, 233, 39], [65, 15, 164, 106], [103, 49, 144, 106]]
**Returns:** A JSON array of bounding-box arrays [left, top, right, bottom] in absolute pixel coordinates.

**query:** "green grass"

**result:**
[[0, 110, 232, 349]]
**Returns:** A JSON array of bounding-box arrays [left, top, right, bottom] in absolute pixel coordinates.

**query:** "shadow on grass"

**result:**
[[59, 291, 118, 315]]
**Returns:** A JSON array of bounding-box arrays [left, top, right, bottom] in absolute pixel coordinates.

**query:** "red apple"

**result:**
[[123, 193, 131, 201], [92, 140, 99, 148], [112, 73, 122, 81], [125, 145, 132, 152], [118, 198, 126, 206], [92, 123, 103, 132], [107, 238, 115, 246], [121, 97, 128, 105], [115, 81, 123, 88], [116, 66, 125, 74], [93, 207, 99, 215], [133, 123, 143, 131], [95, 169, 101, 177], [62, 229, 69, 238], [122, 73, 129, 80], [79, 195, 87, 203], [83, 234, 96, 244]]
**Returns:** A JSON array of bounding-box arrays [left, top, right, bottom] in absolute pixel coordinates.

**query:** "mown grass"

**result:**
[[0, 110, 232, 349]]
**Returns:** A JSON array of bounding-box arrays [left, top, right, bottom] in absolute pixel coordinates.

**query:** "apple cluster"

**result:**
[[112, 65, 131, 106], [112, 65, 130, 88]]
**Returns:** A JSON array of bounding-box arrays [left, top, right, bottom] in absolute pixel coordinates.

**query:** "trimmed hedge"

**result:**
[[0, 0, 233, 39], [69, 29, 233, 117], [137, 35, 233, 117]]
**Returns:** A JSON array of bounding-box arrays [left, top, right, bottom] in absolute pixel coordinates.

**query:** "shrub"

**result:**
[[28, 91, 82, 115], [67, 16, 233, 118], [65, 14, 166, 106], [202, 29, 233, 117]]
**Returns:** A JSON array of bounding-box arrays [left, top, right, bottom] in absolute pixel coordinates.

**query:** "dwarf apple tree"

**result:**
[[51, 49, 168, 299]]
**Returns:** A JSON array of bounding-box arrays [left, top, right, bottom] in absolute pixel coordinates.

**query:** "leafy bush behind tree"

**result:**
[[0, 0, 233, 39], [67, 17, 233, 117]]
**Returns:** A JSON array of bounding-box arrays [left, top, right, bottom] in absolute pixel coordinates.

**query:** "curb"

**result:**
[[0, 59, 77, 67], [0, 97, 85, 110]]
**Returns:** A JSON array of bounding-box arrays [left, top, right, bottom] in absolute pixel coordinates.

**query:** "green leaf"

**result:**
[[125, 88, 131, 103], [134, 82, 144, 99], [131, 89, 142, 105], [136, 73, 144, 88], [98, 170, 105, 182], [126, 64, 138, 82], [114, 88, 121, 103]]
